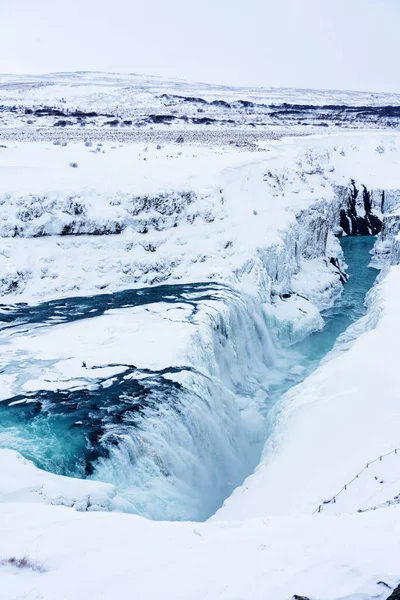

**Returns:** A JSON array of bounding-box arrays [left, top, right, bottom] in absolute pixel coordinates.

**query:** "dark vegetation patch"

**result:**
[[148, 114, 180, 124], [103, 119, 119, 127], [1, 556, 45, 573], [159, 93, 208, 104], [54, 120, 74, 127], [210, 99, 231, 108]]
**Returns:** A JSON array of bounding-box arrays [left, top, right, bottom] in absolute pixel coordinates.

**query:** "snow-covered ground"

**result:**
[[0, 136, 344, 303], [2, 79, 400, 599], [1, 131, 398, 304], [1, 71, 400, 136], [3, 71, 400, 109], [1, 500, 400, 600]]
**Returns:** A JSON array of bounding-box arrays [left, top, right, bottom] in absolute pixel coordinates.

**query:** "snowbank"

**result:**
[[0, 449, 119, 510], [0, 500, 399, 600]]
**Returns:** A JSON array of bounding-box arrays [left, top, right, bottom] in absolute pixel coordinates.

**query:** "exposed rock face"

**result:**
[[291, 585, 400, 600], [387, 584, 400, 600], [339, 180, 382, 236]]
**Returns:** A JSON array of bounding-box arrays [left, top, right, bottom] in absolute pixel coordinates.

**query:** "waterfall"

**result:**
[[89, 288, 280, 521], [0, 284, 282, 521]]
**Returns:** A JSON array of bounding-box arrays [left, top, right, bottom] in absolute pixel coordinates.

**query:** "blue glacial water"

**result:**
[[0, 236, 378, 521], [280, 235, 378, 383]]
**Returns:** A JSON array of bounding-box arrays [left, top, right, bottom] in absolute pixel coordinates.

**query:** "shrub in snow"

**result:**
[[84, 140, 93, 147], [0, 270, 30, 295], [176, 135, 185, 143], [376, 145, 385, 154], [142, 242, 157, 252], [54, 120, 73, 127], [17, 201, 45, 222], [63, 196, 86, 216], [1, 556, 45, 573], [298, 148, 330, 175]]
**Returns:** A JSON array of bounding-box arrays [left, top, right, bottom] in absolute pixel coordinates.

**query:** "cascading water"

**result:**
[[0, 283, 278, 521], [0, 237, 378, 521]]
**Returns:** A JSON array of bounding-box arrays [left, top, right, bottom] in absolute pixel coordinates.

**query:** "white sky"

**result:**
[[1, 0, 399, 93]]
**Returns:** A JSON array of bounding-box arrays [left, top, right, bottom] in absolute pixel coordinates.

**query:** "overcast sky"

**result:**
[[0, 0, 399, 93]]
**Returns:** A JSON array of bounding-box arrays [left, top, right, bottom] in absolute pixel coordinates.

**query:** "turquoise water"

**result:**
[[293, 236, 378, 370], [0, 236, 378, 520], [265, 235, 378, 410]]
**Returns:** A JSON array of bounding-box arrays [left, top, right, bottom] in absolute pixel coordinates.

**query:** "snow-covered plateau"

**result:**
[[2, 75, 400, 600], [2, 72, 400, 140]]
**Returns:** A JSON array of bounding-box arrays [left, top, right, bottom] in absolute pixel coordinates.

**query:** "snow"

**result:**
[[0, 449, 119, 510], [1, 71, 400, 136], [2, 93, 400, 598], [5, 304, 195, 380], [263, 292, 324, 343], [0, 136, 347, 308], [0, 500, 399, 600], [0, 141, 251, 196], [5, 131, 400, 306], [3, 71, 400, 108]]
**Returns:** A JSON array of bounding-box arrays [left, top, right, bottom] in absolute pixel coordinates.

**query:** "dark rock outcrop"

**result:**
[[387, 584, 400, 600], [339, 180, 382, 236], [329, 256, 348, 283]]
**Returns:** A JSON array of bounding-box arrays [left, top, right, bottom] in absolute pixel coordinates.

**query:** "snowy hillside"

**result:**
[[1, 72, 400, 138], [2, 75, 400, 600]]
